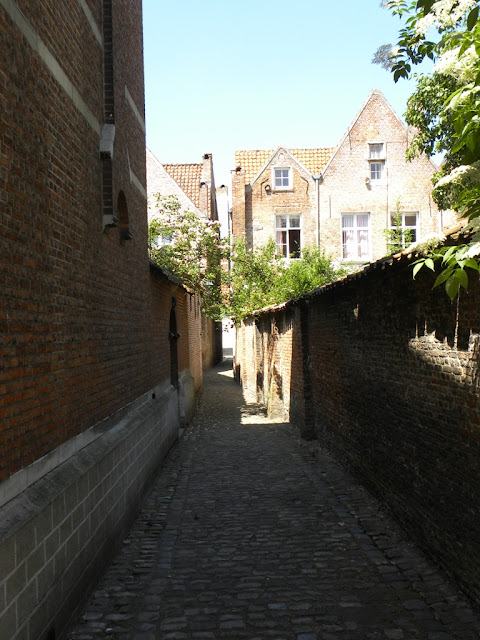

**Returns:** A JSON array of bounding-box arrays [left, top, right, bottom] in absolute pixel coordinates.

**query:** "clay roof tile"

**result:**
[[235, 147, 334, 184], [163, 163, 203, 209]]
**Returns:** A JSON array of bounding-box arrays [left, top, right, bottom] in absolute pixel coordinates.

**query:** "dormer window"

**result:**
[[273, 167, 291, 190]]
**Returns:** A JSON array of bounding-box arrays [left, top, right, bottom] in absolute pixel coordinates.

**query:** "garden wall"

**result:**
[[235, 239, 480, 607]]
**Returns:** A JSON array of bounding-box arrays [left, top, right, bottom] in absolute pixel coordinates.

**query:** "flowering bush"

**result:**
[[381, 0, 480, 298], [149, 198, 351, 321], [227, 239, 347, 324], [148, 195, 229, 319]]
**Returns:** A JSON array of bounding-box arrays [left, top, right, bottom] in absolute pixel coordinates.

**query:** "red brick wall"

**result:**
[[246, 157, 316, 251], [231, 167, 247, 240], [0, 1, 211, 482], [188, 294, 203, 392], [236, 246, 480, 607]]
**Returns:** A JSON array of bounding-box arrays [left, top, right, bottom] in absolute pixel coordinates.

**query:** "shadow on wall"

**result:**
[[235, 255, 480, 610]]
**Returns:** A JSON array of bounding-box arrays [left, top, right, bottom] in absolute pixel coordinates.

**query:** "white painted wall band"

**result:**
[[1, 0, 101, 135], [125, 85, 146, 133], [78, 0, 103, 46]]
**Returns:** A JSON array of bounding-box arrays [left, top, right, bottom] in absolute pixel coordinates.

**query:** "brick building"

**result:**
[[146, 148, 223, 369], [232, 88, 458, 264], [0, 2, 217, 638], [146, 148, 218, 224]]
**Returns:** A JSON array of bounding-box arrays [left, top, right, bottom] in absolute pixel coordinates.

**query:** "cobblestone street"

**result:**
[[68, 360, 480, 640]]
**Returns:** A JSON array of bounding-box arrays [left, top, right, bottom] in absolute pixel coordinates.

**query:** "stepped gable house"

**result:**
[[0, 2, 218, 638], [232, 88, 458, 264]]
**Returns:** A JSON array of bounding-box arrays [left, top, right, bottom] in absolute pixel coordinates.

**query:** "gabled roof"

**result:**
[[320, 87, 438, 175], [162, 163, 203, 209], [235, 147, 333, 185]]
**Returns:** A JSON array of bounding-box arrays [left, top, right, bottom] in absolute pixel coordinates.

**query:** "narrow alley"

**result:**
[[68, 361, 480, 640]]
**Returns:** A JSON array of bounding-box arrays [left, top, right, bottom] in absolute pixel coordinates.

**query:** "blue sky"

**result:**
[[143, 0, 420, 190]]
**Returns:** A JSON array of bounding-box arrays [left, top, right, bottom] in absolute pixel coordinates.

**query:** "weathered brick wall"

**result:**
[[1, 0, 153, 479], [236, 247, 480, 607], [231, 167, 247, 239], [201, 314, 222, 372], [0, 2, 216, 638], [188, 294, 203, 393], [249, 311, 294, 421]]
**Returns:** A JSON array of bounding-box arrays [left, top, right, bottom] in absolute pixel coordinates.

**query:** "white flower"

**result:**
[[413, 0, 477, 36], [432, 0, 477, 28], [465, 242, 480, 258], [407, 233, 446, 253], [435, 162, 480, 188], [416, 13, 435, 36], [434, 45, 478, 83]]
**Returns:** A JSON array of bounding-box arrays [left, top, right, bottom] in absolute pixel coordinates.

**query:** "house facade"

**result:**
[[232, 89, 458, 264]]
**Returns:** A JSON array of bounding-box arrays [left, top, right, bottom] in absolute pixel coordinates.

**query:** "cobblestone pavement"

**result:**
[[68, 360, 480, 640]]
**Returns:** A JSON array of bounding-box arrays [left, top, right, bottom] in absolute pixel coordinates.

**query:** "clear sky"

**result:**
[[142, 0, 420, 191]]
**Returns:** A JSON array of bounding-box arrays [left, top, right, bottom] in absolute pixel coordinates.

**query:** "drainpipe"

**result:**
[[312, 175, 322, 248]]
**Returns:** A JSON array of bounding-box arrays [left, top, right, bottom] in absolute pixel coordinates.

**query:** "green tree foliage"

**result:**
[[149, 197, 347, 322], [379, 0, 480, 298], [385, 211, 413, 254], [148, 195, 228, 320], [271, 247, 348, 301], [226, 239, 283, 322], [227, 239, 347, 324]]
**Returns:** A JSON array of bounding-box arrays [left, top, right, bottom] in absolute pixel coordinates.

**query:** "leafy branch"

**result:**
[[412, 243, 480, 299]]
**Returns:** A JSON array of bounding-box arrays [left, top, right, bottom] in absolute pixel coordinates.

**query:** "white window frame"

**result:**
[[275, 213, 301, 259], [389, 211, 419, 247], [341, 213, 370, 261], [370, 161, 385, 181], [273, 166, 292, 191], [368, 143, 385, 181]]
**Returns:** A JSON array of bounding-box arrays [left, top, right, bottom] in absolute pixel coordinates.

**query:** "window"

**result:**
[[370, 162, 384, 180], [390, 211, 418, 246], [369, 143, 384, 159], [276, 214, 301, 258], [369, 143, 385, 181], [274, 167, 291, 190], [160, 232, 173, 246], [342, 213, 370, 261]]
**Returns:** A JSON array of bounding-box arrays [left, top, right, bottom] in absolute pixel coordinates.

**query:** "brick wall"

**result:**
[[235, 237, 480, 608], [246, 152, 317, 251], [0, 2, 217, 638], [1, 0, 152, 480]]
